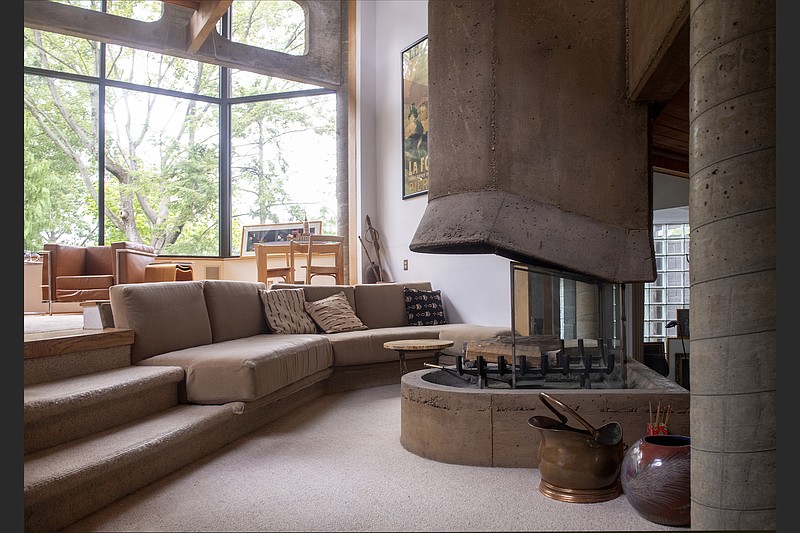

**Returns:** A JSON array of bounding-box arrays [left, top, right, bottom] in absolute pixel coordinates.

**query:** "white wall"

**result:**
[[653, 171, 690, 211], [358, 0, 511, 327], [357, 3, 689, 328], [653, 172, 690, 224]]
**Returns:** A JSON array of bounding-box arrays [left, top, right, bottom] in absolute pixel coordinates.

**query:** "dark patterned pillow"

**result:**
[[404, 287, 448, 326]]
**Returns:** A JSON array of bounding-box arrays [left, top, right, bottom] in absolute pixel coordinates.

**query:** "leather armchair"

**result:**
[[112, 241, 157, 284], [40, 241, 156, 312]]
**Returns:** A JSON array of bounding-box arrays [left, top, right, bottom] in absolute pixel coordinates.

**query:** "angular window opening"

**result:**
[[230, 0, 306, 55], [106, 1, 163, 22]]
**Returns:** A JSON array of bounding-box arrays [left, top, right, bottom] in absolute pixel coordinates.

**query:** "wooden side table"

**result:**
[[383, 338, 454, 374], [144, 263, 194, 282]]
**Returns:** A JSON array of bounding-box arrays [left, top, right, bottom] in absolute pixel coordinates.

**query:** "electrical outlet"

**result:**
[[403, 259, 408, 271]]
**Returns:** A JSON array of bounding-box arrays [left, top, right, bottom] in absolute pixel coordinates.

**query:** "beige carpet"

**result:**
[[24, 313, 84, 334], [61, 385, 683, 532]]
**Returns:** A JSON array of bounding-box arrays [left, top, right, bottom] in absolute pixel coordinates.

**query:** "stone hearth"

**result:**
[[400, 359, 688, 468]]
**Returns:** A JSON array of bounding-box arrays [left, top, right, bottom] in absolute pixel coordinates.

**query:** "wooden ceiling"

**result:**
[[651, 81, 689, 178], [161, 0, 232, 53]]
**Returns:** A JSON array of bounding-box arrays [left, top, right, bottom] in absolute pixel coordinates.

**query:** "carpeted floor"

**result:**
[[61, 384, 683, 532], [24, 312, 84, 334]]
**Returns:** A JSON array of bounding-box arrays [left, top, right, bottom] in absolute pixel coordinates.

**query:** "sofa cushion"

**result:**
[[304, 291, 367, 333], [404, 287, 448, 326], [204, 280, 269, 342], [136, 334, 333, 404], [260, 288, 317, 334], [353, 282, 433, 329], [325, 326, 441, 366], [110, 281, 212, 363], [56, 274, 115, 291]]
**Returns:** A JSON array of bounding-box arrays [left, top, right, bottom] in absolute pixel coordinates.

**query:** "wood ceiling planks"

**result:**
[[652, 81, 689, 178]]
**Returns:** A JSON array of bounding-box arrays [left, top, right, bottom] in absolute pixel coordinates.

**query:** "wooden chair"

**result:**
[[255, 241, 297, 285], [301, 234, 345, 285]]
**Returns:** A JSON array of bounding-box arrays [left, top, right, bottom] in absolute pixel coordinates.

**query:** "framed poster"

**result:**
[[402, 36, 429, 199], [240, 221, 322, 257]]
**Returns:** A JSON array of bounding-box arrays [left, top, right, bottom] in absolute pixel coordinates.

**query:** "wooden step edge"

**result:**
[[24, 328, 134, 359]]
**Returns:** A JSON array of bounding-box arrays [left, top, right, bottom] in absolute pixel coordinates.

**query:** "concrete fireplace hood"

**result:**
[[409, 0, 656, 284]]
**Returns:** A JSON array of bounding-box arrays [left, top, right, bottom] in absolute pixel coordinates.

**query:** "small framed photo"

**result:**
[[240, 221, 322, 257], [402, 35, 429, 199]]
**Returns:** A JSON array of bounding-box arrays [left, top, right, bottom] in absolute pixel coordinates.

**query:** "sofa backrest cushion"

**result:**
[[270, 283, 356, 311], [109, 280, 212, 363], [354, 282, 433, 329], [85, 245, 114, 275], [204, 280, 269, 342]]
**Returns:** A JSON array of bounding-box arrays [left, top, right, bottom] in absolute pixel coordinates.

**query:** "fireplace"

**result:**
[[399, 261, 688, 468], [439, 262, 627, 390], [398, 1, 684, 469]]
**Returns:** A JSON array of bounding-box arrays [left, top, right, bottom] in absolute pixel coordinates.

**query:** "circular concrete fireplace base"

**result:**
[[399, 365, 689, 468]]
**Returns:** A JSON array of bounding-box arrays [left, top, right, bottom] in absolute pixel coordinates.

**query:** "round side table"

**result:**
[[383, 338, 454, 374]]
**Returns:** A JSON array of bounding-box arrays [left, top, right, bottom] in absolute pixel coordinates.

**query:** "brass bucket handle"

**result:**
[[538, 392, 601, 441]]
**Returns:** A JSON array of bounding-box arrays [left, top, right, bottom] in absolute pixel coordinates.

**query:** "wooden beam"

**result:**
[[186, 0, 232, 54]]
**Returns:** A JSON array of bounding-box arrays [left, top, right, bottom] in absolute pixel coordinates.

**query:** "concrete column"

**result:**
[[688, 0, 776, 529]]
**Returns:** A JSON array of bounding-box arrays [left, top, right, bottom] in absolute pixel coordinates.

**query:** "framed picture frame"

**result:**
[[402, 35, 429, 199], [240, 221, 322, 257]]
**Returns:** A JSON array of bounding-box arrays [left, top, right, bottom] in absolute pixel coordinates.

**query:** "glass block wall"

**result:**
[[644, 223, 690, 341]]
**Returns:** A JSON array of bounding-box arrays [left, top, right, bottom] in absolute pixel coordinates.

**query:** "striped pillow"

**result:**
[[305, 291, 367, 333], [260, 288, 317, 334]]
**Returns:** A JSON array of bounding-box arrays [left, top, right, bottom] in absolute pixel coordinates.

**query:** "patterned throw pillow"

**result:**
[[304, 291, 368, 334], [403, 287, 448, 326], [260, 288, 317, 334]]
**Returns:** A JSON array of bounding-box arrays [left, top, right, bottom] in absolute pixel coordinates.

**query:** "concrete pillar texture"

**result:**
[[689, 0, 776, 529]]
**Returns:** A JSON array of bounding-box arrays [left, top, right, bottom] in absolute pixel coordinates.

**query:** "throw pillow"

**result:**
[[304, 291, 368, 334], [404, 287, 448, 326], [260, 288, 317, 334]]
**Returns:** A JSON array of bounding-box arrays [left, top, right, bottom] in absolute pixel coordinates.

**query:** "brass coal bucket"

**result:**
[[528, 392, 626, 503]]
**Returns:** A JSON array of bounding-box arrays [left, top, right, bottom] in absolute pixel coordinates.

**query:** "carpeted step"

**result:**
[[24, 402, 240, 533], [24, 365, 186, 454], [24, 328, 135, 386]]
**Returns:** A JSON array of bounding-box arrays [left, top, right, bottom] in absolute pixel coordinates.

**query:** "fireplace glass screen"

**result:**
[[507, 262, 627, 389]]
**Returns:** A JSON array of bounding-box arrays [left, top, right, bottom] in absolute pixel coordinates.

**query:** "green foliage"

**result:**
[[23, 1, 337, 257]]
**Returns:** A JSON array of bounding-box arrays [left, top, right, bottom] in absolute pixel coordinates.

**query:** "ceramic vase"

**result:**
[[620, 435, 691, 527]]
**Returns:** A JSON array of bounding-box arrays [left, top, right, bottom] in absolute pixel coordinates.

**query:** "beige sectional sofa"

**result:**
[[109, 279, 511, 406]]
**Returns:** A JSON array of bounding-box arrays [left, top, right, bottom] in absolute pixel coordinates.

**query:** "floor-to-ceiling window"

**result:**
[[23, 0, 337, 257]]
